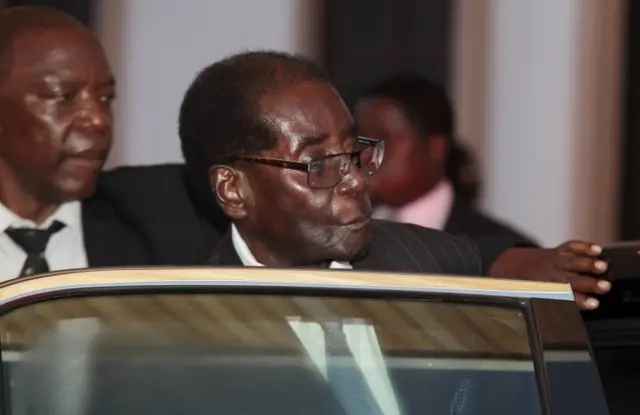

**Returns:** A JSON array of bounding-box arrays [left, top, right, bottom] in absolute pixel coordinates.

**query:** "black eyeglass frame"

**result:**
[[227, 136, 385, 189]]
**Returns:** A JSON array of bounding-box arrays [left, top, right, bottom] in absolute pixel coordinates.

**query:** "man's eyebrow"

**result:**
[[294, 122, 357, 152], [36, 74, 116, 89], [344, 122, 357, 138], [295, 132, 329, 151]]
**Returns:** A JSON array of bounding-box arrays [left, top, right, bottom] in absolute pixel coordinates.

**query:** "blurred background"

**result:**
[[1, 0, 636, 248]]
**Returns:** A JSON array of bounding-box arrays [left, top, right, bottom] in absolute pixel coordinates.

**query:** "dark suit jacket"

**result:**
[[445, 199, 538, 246], [206, 219, 519, 275], [81, 164, 222, 267]]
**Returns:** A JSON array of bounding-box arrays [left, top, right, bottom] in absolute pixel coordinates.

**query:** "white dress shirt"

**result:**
[[373, 179, 455, 231], [231, 224, 401, 415], [0, 201, 88, 282]]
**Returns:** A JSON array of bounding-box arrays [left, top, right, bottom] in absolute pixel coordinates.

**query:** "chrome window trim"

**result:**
[[0, 267, 574, 307]]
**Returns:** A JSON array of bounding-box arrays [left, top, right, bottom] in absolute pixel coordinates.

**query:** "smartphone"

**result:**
[[600, 241, 640, 280], [583, 241, 640, 321]]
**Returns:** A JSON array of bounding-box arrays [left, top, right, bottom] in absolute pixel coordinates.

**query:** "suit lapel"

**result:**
[[352, 222, 408, 272], [352, 259, 383, 271], [205, 230, 243, 266], [352, 247, 389, 271], [82, 195, 152, 267]]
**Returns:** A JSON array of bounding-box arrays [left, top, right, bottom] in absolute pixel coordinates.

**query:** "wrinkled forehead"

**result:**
[[2, 27, 112, 90], [259, 81, 356, 156]]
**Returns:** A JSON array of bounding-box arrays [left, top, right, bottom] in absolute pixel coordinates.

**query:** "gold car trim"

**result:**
[[0, 266, 573, 305]]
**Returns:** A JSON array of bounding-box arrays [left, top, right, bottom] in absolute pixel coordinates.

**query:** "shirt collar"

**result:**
[[373, 180, 454, 231], [231, 224, 352, 269], [0, 200, 83, 233]]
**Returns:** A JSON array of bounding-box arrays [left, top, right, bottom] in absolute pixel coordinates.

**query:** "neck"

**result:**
[[0, 167, 58, 225]]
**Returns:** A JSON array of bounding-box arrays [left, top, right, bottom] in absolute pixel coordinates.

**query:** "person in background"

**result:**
[[355, 74, 535, 245], [0, 6, 220, 280], [178, 50, 610, 310]]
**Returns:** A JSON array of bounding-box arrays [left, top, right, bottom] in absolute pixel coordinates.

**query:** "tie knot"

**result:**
[[5, 220, 65, 255]]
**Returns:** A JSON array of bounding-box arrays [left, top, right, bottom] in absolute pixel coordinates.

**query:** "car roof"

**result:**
[[0, 267, 574, 305]]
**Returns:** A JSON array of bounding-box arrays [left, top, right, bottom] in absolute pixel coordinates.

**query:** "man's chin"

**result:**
[[348, 242, 371, 263], [57, 181, 99, 202], [333, 228, 372, 263]]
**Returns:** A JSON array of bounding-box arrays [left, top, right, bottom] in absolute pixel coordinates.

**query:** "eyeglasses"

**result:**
[[229, 136, 385, 189]]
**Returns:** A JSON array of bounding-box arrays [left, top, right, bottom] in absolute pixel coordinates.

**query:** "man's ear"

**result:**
[[208, 165, 251, 220]]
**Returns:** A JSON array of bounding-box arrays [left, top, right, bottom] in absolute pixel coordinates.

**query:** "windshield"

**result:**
[[0, 292, 543, 415]]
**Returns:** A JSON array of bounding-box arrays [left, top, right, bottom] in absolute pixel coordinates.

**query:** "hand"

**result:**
[[490, 241, 611, 310]]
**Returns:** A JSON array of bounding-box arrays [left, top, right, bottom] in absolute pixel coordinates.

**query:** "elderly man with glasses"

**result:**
[[178, 51, 610, 311]]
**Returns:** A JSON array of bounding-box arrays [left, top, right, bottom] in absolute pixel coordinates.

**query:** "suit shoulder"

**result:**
[[95, 163, 222, 265], [468, 210, 537, 246], [372, 219, 470, 243], [97, 164, 196, 209], [447, 203, 537, 246], [96, 163, 196, 217], [483, 212, 535, 241], [370, 220, 482, 275], [100, 163, 187, 188]]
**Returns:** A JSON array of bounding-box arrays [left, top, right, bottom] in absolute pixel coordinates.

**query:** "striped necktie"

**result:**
[[5, 220, 65, 277]]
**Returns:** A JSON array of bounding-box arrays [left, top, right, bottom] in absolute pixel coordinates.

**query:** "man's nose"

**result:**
[[336, 160, 367, 196], [75, 95, 112, 135]]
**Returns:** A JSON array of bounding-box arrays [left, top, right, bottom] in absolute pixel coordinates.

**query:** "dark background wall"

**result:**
[[322, 0, 452, 108], [620, 0, 640, 240]]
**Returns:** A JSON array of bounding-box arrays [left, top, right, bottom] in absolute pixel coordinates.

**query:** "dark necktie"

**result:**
[[5, 220, 65, 277], [322, 320, 383, 415]]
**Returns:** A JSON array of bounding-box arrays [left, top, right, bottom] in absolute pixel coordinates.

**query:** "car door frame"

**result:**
[[0, 267, 612, 415]]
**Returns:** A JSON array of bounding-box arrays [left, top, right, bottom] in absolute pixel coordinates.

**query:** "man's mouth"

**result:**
[[69, 148, 108, 160], [63, 151, 107, 171], [343, 217, 371, 228]]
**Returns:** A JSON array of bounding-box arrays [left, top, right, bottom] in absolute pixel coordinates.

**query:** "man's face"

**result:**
[[356, 97, 441, 207], [236, 81, 372, 265], [0, 27, 114, 204]]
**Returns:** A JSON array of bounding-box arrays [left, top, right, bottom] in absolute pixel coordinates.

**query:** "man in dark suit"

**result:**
[[355, 75, 535, 245], [0, 7, 221, 279], [178, 50, 611, 310]]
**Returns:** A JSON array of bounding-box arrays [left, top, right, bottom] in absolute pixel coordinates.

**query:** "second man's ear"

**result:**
[[209, 165, 251, 220], [427, 135, 448, 161]]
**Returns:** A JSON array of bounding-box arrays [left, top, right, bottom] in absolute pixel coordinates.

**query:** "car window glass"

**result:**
[[0, 293, 544, 415]]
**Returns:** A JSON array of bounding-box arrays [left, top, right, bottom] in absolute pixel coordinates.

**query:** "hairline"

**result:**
[[0, 10, 87, 90]]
